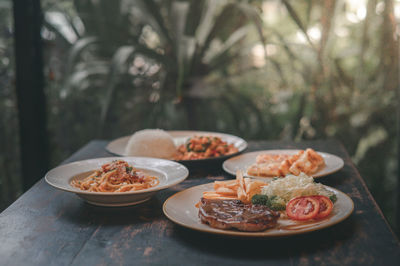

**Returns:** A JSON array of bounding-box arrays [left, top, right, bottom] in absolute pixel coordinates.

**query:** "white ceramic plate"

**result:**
[[223, 149, 344, 179], [45, 157, 189, 207], [106, 130, 248, 162], [163, 183, 354, 238]]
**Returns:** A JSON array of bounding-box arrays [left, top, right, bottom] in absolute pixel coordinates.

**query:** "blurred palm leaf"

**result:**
[[61, 62, 108, 96], [205, 25, 249, 66], [64, 36, 97, 78], [139, 0, 173, 44], [99, 46, 136, 133], [281, 0, 315, 49]]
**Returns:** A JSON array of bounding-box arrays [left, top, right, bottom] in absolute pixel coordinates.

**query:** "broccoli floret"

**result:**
[[329, 194, 337, 203], [251, 194, 269, 205], [251, 194, 286, 211], [267, 195, 286, 211]]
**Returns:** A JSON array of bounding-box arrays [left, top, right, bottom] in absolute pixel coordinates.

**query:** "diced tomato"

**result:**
[[286, 196, 320, 221], [312, 195, 333, 219]]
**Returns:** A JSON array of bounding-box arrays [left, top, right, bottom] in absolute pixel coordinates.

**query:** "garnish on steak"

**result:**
[[198, 198, 280, 232]]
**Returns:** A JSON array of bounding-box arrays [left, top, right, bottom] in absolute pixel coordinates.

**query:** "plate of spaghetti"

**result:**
[[45, 157, 189, 207]]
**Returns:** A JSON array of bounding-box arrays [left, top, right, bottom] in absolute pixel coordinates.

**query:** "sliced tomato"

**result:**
[[286, 196, 320, 221], [312, 195, 333, 219]]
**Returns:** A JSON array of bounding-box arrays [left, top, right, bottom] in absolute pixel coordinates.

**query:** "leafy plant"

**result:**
[[43, 0, 267, 138]]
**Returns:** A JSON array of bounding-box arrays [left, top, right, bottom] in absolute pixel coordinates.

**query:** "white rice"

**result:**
[[124, 129, 177, 159]]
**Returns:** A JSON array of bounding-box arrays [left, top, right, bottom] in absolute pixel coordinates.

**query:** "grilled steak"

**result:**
[[199, 198, 280, 232]]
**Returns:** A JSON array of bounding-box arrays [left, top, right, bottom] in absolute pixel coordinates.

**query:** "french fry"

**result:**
[[216, 195, 238, 199], [214, 180, 238, 190], [244, 178, 251, 194], [202, 192, 237, 200], [236, 170, 248, 202], [245, 182, 260, 202], [237, 187, 247, 203], [236, 170, 245, 192], [203, 191, 222, 197], [215, 187, 237, 196], [199, 171, 268, 205]]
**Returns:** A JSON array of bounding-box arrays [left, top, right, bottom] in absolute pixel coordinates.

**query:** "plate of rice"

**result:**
[[106, 129, 247, 163]]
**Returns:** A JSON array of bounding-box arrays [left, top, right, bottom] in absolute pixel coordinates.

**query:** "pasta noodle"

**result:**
[[71, 160, 159, 192]]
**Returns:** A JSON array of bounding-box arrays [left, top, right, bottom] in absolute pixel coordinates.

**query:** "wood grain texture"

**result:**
[[0, 140, 399, 266]]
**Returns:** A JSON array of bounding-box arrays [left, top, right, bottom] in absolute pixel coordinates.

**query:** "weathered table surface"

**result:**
[[0, 140, 399, 265]]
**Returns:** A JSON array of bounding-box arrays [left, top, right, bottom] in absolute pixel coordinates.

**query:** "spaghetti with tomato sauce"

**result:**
[[71, 160, 159, 192], [174, 136, 238, 160]]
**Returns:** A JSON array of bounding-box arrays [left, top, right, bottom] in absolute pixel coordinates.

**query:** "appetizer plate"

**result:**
[[106, 130, 248, 163], [163, 183, 354, 238], [45, 157, 189, 207], [223, 149, 344, 179]]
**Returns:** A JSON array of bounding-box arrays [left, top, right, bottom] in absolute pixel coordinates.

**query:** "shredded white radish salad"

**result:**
[[261, 173, 335, 204]]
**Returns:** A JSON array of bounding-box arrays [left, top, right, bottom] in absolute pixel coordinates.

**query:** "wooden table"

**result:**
[[0, 140, 399, 265]]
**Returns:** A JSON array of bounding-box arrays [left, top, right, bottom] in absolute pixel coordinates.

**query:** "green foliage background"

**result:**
[[0, 0, 398, 233]]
